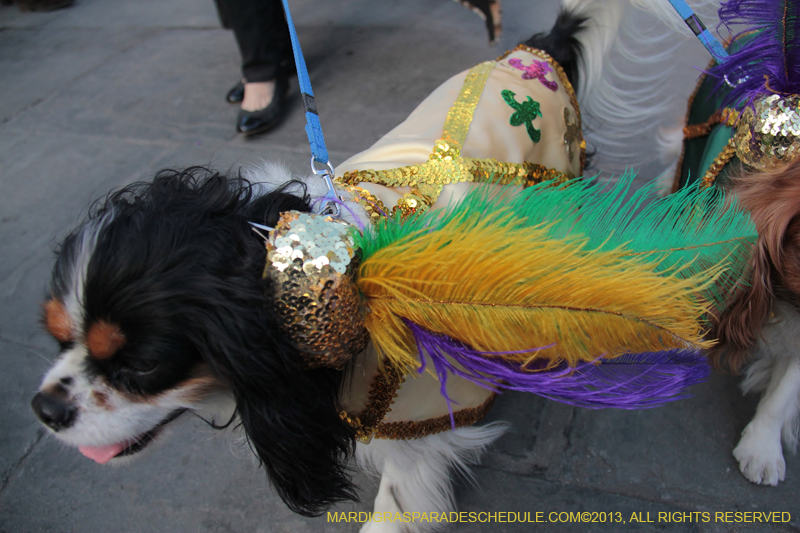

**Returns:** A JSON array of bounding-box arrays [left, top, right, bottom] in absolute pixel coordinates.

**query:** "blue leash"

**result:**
[[280, 0, 340, 216], [666, 0, 728, 61], [282, 0, 726, 217]]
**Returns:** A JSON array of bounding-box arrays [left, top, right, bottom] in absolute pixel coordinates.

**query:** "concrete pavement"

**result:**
[[0, 0, 798, 531]]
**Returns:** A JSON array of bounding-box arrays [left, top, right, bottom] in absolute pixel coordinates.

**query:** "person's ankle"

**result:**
[[241, 81, 276, 112]]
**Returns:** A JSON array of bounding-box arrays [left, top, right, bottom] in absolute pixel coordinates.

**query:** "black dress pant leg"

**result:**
[[215, 0, 291, 83]]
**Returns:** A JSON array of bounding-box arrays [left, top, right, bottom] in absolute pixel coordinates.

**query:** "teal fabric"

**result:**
[[695, 124, 735, 186], [678, 32, 759, 190]]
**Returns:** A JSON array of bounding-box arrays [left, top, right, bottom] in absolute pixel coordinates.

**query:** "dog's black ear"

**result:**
[[226, 345, 358, 516], [183, 257, 358, 516], [201, 176, 358, 516], [524, 9, 586, 90]]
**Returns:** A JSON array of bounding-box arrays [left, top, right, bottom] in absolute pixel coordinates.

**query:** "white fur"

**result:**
[[568, 0, 719, 172], [356, 423, 508, 533], [243, 161, 316, 196], [733, 299, 800, 485], [39, 345, 208, 451], [657, 125, 685, 167], [63, 213, 113, 336]]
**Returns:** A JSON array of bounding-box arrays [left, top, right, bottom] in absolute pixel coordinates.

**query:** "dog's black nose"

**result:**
[[31, 391, 77, 431]]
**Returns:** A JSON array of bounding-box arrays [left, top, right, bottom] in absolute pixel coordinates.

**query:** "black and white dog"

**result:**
[[30, 6, 642, 532]]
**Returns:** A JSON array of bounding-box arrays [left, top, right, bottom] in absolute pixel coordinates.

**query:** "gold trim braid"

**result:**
[[672, 36, 743, 193], [700, 137, 737, 189], [683, 108, 739, 140], [340, 366, 404, 443], [375, 393, 497, 440], [339, 368, 498, 442]]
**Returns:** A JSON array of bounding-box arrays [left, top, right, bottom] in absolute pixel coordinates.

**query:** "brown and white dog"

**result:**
[[670, 39, 800, 484], [708, 161, 800, 486]]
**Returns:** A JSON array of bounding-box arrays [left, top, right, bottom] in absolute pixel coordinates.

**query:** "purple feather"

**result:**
[[709, 0, 800, 108], [405, 320, 710, 427]]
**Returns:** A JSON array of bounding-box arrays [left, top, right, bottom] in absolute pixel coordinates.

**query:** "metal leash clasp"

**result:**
[[311, 156, 340, 218]]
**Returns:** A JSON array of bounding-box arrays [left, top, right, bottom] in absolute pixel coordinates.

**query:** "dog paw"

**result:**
[[733, 423, 786, 486]]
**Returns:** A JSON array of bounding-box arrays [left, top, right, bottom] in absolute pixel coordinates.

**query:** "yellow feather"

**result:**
[[357, 211, 720, 373]]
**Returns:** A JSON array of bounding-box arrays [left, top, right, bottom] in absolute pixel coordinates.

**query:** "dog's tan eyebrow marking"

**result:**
[[44, 299, 74, 343], [86, 320, 126, 360]]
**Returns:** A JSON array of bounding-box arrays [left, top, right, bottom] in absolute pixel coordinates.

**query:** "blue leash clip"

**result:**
[[281, 0, 340, 217], [312, 157, 341, 217]]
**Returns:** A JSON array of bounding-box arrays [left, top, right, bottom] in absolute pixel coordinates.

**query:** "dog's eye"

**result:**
[[124, 359, 159, 374]]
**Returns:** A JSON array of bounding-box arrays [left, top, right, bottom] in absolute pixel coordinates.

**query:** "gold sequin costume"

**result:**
[[328, 45, 583, 441]]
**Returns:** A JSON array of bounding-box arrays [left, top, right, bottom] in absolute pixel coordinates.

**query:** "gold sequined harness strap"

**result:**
[[340, 364, 498, 443], [337, 45, 581, 221]]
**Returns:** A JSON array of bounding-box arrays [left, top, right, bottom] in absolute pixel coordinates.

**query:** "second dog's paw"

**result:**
[[733, 424, 786, 486]]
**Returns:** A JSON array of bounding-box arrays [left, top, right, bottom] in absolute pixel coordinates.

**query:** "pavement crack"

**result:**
[[0, 429, 45, 494], [562, 403, 577, 452]]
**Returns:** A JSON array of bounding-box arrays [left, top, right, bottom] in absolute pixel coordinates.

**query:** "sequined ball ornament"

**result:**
[[735, 94, 800, 171], [264, 211, 370, 369]]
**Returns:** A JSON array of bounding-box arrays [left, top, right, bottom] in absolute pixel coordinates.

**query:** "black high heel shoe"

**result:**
[[225, 81, 245, 105], [236, 76, 289, 136], [227, 58, 294, 105]]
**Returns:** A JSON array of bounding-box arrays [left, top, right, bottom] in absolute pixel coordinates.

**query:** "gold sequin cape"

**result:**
[[334, 45, 584, 442]]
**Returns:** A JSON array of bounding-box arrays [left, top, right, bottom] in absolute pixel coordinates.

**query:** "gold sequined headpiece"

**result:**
[[735, 94, 800, 171], [263, 211, 369, 369]]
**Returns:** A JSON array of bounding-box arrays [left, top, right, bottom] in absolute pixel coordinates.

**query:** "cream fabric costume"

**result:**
[[334, 45, 584, 441], [337, 45, 583, 222]]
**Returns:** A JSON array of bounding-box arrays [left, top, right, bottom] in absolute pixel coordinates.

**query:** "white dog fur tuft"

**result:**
[[356, 423, 508, 533], [567, 0, 720, 173], [730, 300, 800, 484]]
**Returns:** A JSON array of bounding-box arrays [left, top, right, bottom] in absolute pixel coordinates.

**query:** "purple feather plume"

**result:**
[[709, 0, 800, 108], [405, 320, 710, 427]]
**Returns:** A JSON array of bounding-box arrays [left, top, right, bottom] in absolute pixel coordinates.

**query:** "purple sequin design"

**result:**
[[508, 58, 558, 91]]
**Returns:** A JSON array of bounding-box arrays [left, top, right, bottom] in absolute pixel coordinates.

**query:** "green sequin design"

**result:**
[[502, 89, 542, 143]]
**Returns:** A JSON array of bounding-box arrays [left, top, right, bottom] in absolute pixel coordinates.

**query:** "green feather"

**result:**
[[353, 171, 757, 312]]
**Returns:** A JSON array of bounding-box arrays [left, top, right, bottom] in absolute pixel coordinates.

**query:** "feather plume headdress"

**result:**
[[709, 0, 800, 170], [710, 0, 800, 109], [264, 174, 756, 409]]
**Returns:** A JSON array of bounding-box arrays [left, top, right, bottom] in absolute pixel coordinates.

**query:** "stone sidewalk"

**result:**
[[0, 0, 797, 531]]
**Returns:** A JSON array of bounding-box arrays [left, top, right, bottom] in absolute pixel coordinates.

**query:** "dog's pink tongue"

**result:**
[[79, 443, 126, 464]]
